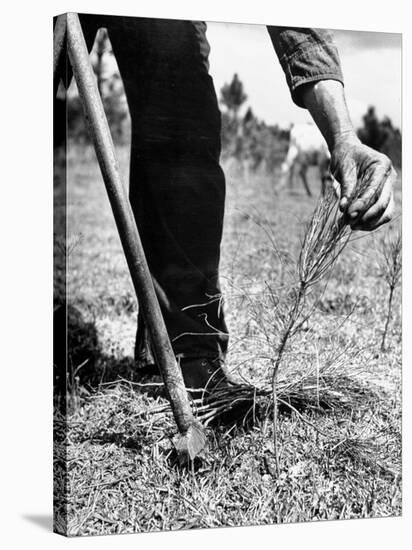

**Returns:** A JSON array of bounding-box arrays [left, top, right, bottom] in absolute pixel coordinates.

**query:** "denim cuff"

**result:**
[[267, 27, 344, 108]]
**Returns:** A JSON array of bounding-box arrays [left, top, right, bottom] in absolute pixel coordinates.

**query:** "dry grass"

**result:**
[[53, 144, 402, 535]]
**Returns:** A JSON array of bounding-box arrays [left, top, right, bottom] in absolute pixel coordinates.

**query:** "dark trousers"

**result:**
[[78, 14, 229, 364]]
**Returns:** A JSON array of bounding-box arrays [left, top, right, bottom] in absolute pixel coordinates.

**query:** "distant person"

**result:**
[[75, 15, 395, 392]]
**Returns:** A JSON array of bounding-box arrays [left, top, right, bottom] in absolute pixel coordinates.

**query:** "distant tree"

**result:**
[[218, 78, 290, 171], [220, 73, 248, 119], [93, 28, 110, 97], [68, 30, 130, 145], [243, 106, 255, 125]]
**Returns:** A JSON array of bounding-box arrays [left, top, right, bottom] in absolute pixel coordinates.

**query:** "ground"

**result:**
[[53, 142, 402, 536]]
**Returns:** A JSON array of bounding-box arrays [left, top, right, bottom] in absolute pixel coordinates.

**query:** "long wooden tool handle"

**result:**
[[65, 13, 206, 459], [53, 14, 67, 96]]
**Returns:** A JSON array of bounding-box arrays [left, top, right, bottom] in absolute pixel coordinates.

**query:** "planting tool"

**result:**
[[53, 15, 67, 95], [55, 12, 207, 463]]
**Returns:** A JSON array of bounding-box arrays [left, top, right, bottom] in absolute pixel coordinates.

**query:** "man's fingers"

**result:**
[[351, 193, 394, 231], [332, 142, 395, 227], [336, 160, 357, 212], [346, 161, 392, 219], [331, 177, 340, 198], [357, 167, 395, 223]]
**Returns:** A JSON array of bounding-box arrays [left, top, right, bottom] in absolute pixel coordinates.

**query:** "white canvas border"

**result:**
[[0, 0, 408, 548]]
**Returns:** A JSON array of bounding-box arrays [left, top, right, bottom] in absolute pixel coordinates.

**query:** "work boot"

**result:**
[[179, 356, 235, 394]]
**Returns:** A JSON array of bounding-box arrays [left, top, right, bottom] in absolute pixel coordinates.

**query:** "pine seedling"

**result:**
[[378, 229, 402, 351]]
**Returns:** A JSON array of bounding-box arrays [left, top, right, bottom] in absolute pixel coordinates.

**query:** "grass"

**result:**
[[53, 142, 402, 536]]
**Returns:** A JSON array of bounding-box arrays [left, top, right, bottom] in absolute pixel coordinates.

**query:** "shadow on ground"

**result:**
[[54, 303, 156, 395], [22, 514, 53, 532]]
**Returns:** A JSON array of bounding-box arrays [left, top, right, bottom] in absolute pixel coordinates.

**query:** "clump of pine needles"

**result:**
[[145, 345, 384, 426]]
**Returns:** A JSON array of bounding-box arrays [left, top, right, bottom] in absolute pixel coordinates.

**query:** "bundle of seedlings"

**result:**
[[143, 343, 384, 422]]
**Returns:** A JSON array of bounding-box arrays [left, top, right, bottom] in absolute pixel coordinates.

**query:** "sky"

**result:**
[[206, 22, 401, 130]]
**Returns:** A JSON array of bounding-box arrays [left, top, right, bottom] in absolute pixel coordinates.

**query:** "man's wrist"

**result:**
[[301, 80, 358, 151], [330, 129, 361, 150]]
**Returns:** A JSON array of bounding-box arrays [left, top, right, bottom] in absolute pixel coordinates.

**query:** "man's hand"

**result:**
[[331, 136, 396, 231], [301, 80, 396, 231]]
